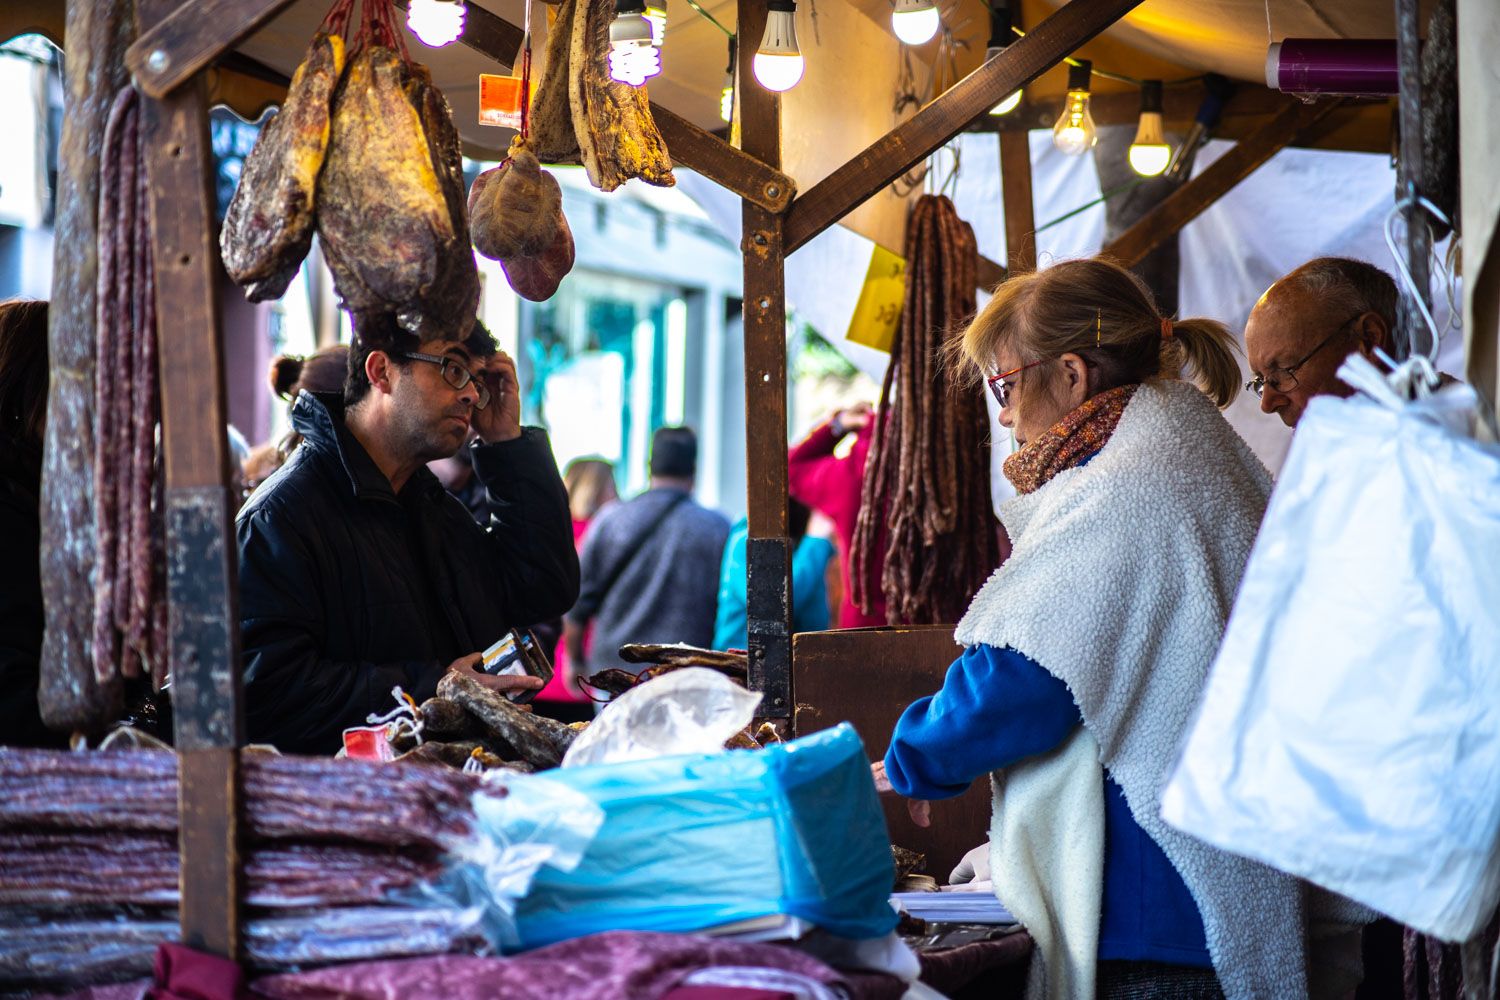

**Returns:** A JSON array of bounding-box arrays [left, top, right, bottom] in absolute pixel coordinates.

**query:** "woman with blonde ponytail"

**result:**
[[875, 259, 1348, 999]]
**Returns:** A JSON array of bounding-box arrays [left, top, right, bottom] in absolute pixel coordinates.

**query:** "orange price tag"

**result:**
[[479, 73, 528, 129]]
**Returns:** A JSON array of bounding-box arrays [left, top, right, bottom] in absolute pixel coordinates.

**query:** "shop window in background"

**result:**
[[521, 271, 688, 496]]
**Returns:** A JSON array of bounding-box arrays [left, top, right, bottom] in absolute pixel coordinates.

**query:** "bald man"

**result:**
[[1243, 257, 1401, 428]]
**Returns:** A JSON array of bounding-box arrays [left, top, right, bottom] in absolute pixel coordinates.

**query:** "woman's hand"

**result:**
[[870, 760, 933, 828]]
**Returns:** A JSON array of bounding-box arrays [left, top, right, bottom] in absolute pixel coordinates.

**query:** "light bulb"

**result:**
[[891, 0, 940, 46], [609, 7, 660, 86], [754, 0, 804, 92], [1128, 80, 1171, 176], [990, 90, 1022, 115], [407, 0, 466, 47], [1051, 60, 1096, 156], [720, 38, 736, 123], [644, 1, 666, 45]]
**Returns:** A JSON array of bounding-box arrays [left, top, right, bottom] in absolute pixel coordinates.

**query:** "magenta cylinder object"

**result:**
[[1267, 38, 1398, 96]]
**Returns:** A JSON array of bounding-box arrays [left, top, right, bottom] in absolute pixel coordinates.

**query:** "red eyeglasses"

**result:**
[[986, 358, 1051, 408]]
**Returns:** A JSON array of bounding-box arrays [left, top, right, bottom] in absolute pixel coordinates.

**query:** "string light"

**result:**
[[984, 2, 1020, 116], [609, 0, 660, 86], [891, 0, 940, 46], [720, 36, 737, 123], [1052, 59, 1096, 156], [753, 0, 804, 92], [1128, 79, 1171, 176], [407, 0, 466, 47]]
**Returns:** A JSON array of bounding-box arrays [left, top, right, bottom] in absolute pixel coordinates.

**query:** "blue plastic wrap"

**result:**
[[513, 723, 897, 946]]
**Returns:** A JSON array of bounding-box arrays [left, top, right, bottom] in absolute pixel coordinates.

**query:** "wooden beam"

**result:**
[[1394, 0, 1429, 358], [999, 129, 1036, 274], [138, 0, 244, 960], [783, 0, 1144, 254], [977, 254, 1006, 290], [738, 0, 793, 725], [1101, 99, 1344, 268], [654, 104, 796, 213], [127, 0, 299, 98], [420, 0, 797, 212], [995, 83, 1295, 134]]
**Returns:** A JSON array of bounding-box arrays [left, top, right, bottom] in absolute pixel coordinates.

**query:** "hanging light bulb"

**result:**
[[407, 0, 466, 47], [983, 2, 1020, 116], [609, 0, 660, 86], [644, 0, 667, 45], [891, 0, 940, 46], [1051, 59, 1097, 156], [720, 37, 737, 123], [1128, 79, 1171, 176], [753, 0, 804, 92]]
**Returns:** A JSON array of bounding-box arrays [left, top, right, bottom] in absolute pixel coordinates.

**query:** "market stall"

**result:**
[[2, 0, 1493, 992]]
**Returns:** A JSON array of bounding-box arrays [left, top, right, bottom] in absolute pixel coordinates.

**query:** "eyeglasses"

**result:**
[[987, 358, 1052, 409], [400, 352, 491, 410], [1245, 314, 1362, 399]]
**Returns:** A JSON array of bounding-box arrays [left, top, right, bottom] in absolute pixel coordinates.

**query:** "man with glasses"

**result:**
[[1243, 257, 1401, 428], [237, 312, 578, 754]]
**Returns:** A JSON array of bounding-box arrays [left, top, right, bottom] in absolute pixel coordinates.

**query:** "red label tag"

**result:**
[[342, 725, 396, 761], [479, 73, 526, 129]]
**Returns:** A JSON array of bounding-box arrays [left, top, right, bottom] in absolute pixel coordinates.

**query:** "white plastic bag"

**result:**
[[561, 667, 761, 768], [1162, 355, 1500, 942]]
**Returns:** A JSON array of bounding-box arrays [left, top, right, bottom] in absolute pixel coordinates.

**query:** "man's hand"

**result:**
[[870, 760, 932, 828], [832, 401, 874, 437], [446, 652, 544, 697], [472, 350, 522, 444]]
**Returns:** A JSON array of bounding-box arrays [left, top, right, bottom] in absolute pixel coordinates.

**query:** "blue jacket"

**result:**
[[885, 643, 1211, 968], [713, 518, 835, 651]]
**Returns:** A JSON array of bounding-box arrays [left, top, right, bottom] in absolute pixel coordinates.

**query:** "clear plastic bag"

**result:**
[[562, 667, 762, 768], [1162, 355, 1500, 941]]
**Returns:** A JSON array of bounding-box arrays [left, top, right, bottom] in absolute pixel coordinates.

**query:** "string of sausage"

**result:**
[[92, 87, 167, 691], [850, 195, 1000, 625]]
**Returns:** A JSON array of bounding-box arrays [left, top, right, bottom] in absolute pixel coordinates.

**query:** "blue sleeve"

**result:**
[[884, 645, 1082, 800], [712, 521, 749, 651], [790, 536, 834, 634]]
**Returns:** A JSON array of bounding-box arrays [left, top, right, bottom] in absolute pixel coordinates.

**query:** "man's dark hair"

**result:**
[[344, 312, 499, 406], [649, 425, 698, 478], [0, 299, 49, 468]]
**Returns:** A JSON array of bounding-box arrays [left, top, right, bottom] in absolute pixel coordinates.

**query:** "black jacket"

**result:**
[[237, 391, 579, 754], [0, 446, 66, 748]]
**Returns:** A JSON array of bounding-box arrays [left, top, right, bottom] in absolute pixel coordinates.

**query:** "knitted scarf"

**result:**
[[1003, 384, 1139, 495]]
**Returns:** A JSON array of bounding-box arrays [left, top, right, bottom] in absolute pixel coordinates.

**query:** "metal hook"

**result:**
[[1382, 189, 1454, 364]]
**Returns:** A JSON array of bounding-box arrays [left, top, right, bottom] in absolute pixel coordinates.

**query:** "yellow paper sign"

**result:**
[[478, 73, 528, 129], [845, 244, 906, 354]]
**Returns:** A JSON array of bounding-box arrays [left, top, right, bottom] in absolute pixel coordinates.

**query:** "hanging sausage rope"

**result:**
[[91, 87, 168, 693], [851, 194, 1000, 625]]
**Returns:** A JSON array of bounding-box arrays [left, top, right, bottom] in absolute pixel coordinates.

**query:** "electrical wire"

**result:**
[[682, 0, 734, 38], [1033, 176, 1146, 234], [1004, 24, 1204, 87]]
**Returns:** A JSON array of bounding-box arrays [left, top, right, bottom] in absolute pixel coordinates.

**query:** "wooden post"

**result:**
[[1100, 99, 1342, 268], [138, 0, 244, 961], [1394, 0, 1430, 359], [999, 130, 1036, 274], [1458, 0, 1500, 412], [737, 0, 793, 725]]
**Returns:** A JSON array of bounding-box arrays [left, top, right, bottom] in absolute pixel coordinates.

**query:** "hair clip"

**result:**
[[1096, 309, 1102, 347]]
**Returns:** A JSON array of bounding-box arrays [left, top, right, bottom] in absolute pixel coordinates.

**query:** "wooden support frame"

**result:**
[[1394, 0, 1431, 358], [783, 0, 1144, 255], [1100, 98, 1344, 268], [737, 0, 794, 724], [128, 0, 299, 97], [138, 0, 246, 962], [999, 130, 1036, 273]]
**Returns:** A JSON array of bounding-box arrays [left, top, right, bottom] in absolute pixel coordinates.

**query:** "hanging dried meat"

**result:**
[[219, 0, 353, 302], [851, 195, 1001, 625], [38, 0, 132, 738], [406, 64, 482, 335], [470, 138, 562, 262], [530, 0, 675, 192]]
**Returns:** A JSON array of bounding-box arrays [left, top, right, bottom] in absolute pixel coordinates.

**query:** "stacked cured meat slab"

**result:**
[[0, 749, 492, 990]]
